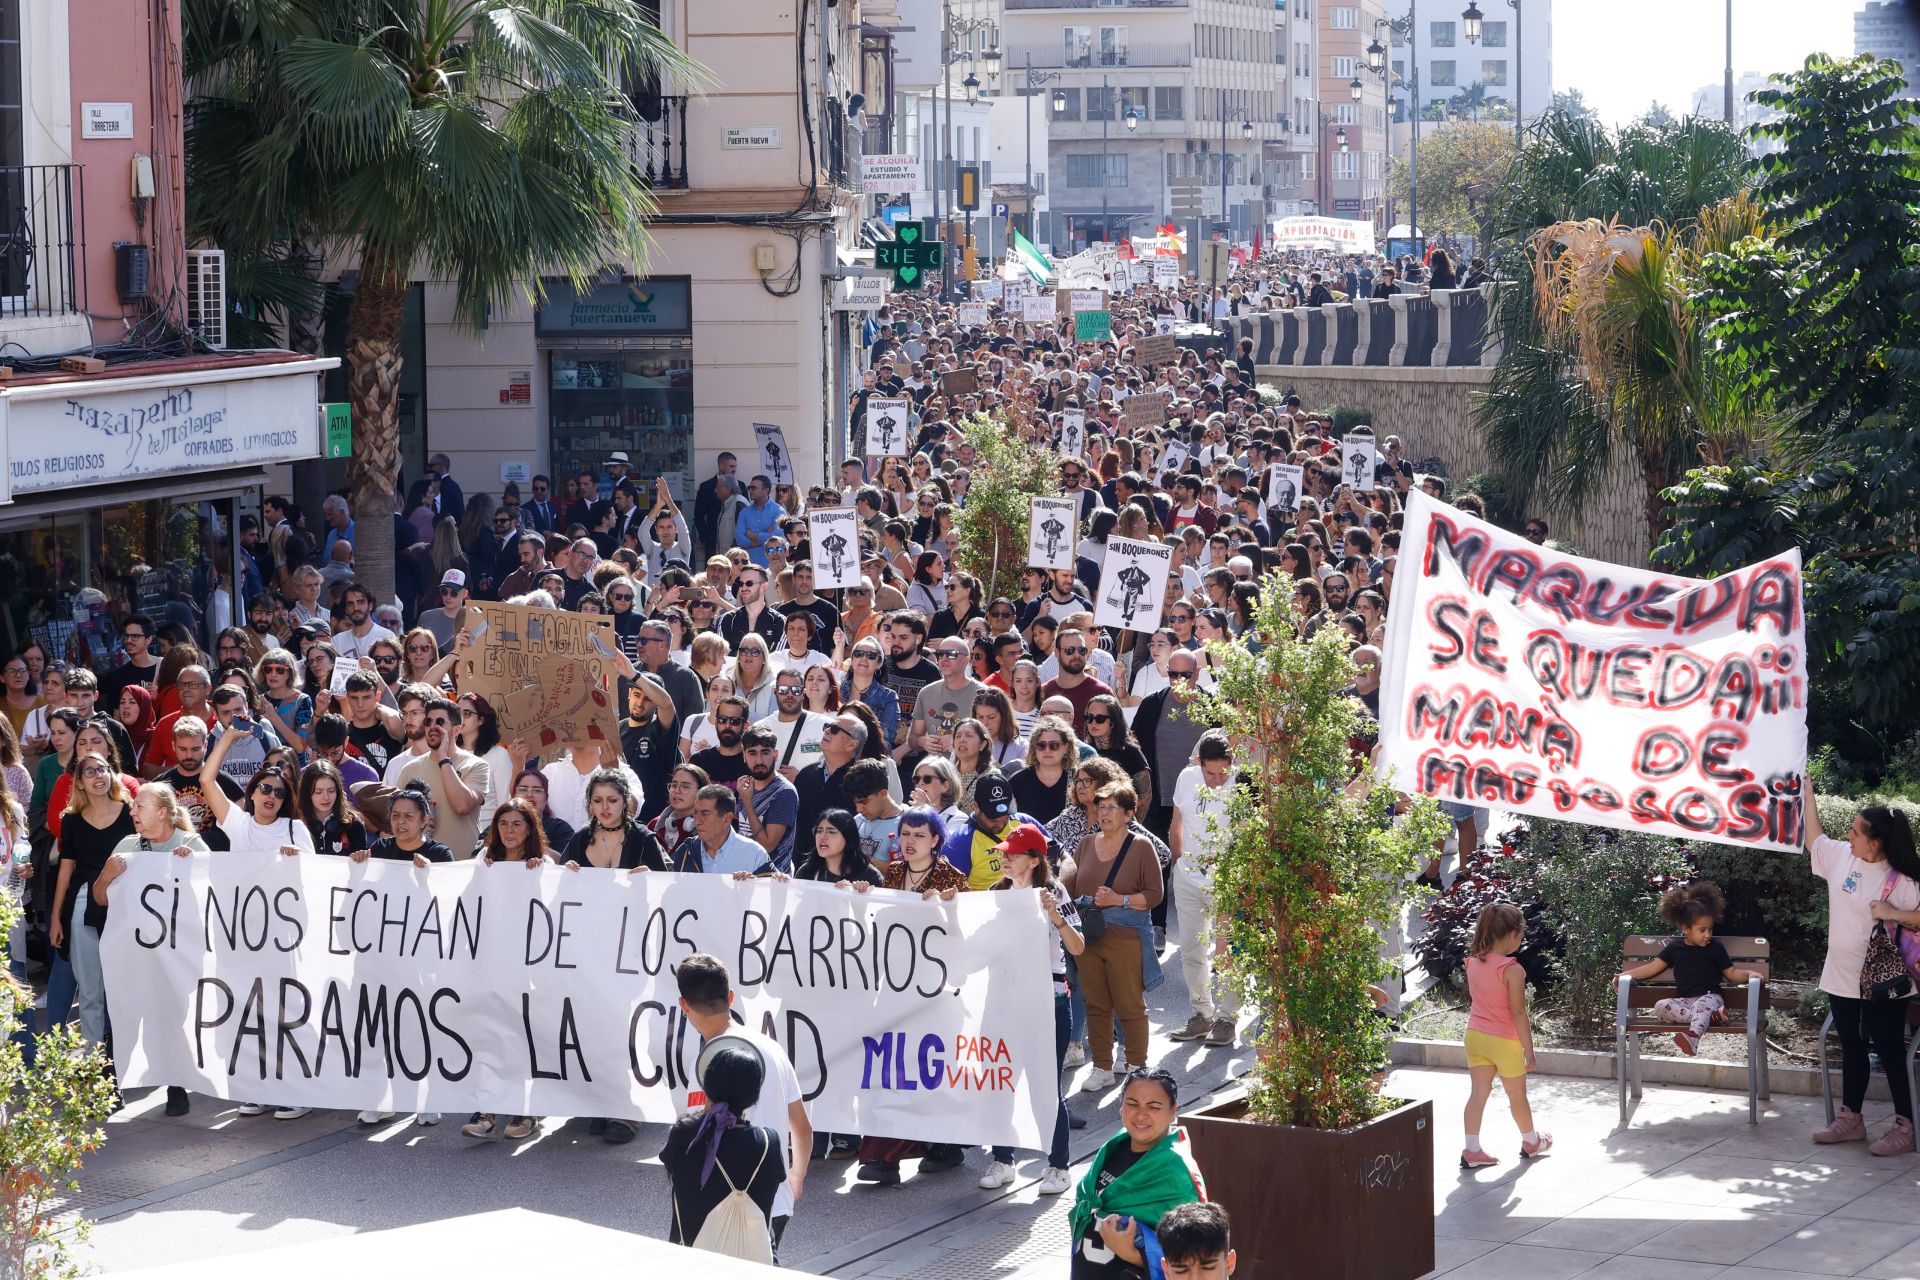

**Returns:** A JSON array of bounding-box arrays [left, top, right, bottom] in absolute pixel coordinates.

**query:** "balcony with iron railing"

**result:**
[[622, 95, 690, 190], [0, 165, 85, 321], [1006, 0, 1190, 9], [1008, 42, 1194, 70]]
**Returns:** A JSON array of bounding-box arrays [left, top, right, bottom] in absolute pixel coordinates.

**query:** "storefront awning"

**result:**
[[0, 354, 338, 505]]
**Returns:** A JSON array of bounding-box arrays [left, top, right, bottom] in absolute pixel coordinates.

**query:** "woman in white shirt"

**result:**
[[679, 674, 735, 761], [200, 726, 316, 857], [1805, 797, 1920, 1154]]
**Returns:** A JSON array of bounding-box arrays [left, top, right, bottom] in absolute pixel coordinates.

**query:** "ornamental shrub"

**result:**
[[1191, 573, 1445, 1129], [1533, 821, 1690, 1032], [952, 411, 1062, 606], [1412, 839, 1554, 990]]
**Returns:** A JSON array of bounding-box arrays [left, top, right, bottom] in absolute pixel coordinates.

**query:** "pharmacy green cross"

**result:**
[[876, 224, 944, 290]]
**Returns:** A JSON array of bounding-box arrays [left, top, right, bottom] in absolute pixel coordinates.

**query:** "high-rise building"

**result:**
[[1389, 0, 1553, 126], [1690, 71, 1785, 158], [1855, 0, 1920, 97], [1318, 0, 1390, 220]]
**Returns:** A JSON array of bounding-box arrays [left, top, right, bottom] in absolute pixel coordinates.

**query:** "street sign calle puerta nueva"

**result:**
[[876, 223, 944, 291]]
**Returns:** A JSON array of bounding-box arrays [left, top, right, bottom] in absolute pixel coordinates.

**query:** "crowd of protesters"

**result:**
[[0, 253, 1520, 1276]]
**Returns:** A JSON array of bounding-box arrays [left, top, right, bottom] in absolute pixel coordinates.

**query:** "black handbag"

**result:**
[[1862, 921, 1913, 1001], [1074, 834, 1135, 945]]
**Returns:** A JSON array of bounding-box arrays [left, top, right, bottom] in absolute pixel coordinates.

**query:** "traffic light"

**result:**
[[956, 165, 981, 213]]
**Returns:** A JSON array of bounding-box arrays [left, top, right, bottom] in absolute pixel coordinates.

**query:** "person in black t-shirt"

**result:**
[[1618, 881, 1757, 1056], [690, 695, 751, 795], [363, 786, 454, 864], [622, 675, 679, 822], [152, 717, 242, 851]]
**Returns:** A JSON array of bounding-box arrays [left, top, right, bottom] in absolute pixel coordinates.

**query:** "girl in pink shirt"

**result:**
[[1460, 903, 1551, 1169]]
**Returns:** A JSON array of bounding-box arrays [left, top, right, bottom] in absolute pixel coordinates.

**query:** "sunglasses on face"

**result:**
[[775, 684, 804, 694], [822, 724, 852, 738], [1168, 669, 1197, 681], [1034, 740, 1065, 751], [610, 592, 634, 602], [1059, 646, 1089, 656], [937, 650, 967, 660], [1085, 714, 1111, 725], [255, 783, 288, 800], [913, 772, 942, 783], [714, 714, 747, 726]]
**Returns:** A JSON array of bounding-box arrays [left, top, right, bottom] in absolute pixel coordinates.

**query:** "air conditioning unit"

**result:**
[[186, 248, 228, 350]]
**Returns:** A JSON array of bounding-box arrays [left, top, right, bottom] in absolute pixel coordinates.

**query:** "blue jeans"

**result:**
[[994, 993, 1072, 1170], [4, 917, 31, 1066], [42, 950, 76, 1038]]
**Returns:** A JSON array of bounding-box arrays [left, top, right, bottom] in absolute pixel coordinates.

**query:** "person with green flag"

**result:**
[[1070, 1068, 1209, 1278], [1011, 226, 1055, 286]]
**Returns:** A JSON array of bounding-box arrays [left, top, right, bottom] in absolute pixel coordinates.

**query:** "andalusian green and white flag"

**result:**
[[1010, 228, 1054, 285]]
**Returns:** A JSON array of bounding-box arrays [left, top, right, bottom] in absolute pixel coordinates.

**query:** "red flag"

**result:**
[[1117, 237, 1136, 261]]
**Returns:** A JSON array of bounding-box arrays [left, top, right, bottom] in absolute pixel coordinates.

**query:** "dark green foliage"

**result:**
[[1326, 405, 1373, 436], [1412, 841, 1553, 989]]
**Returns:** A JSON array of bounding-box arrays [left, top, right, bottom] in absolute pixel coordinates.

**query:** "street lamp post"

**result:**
[[1371, 4, 1421, 259], [1218, 89, 1255, 241], [1098, 75, 1137, 244], [1024, 53, 1062, 241], [1463, 0, 1520, 148]]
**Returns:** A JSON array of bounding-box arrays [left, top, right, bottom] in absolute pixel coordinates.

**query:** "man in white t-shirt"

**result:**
[[331, 583, 397, 659], [1168, 730, 1240, 1049], [674, 953, 811, 1258]]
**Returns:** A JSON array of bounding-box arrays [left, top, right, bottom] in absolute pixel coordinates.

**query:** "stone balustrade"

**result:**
[[1217, 286, 1502, 370]]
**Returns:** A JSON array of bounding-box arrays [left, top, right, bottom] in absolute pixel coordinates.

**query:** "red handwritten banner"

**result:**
[[1376, 494, 1808, 851]]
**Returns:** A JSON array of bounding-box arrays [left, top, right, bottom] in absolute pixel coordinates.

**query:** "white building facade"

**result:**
[[1389, 0, 1552, 124]]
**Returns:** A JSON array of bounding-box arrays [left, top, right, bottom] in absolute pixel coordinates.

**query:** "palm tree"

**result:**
[[1474, 110, 1749, 546], [185, 1, 687, 604], [1449, 82, 1490, 123]]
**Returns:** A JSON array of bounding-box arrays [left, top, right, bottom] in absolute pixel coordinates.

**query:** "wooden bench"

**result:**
[[1816, 1002, 1920, 1124], [1615, 934, 1773, 1124]]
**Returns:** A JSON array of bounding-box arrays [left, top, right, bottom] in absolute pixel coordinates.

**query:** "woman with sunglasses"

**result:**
[[929, 571, 984, 642], [47, 752, 135, 1050], [680, 674, 738, 761], [646, 763, 708, 866], [1008, 715, 1077, 825], [727, 634, 780, 722], [511, 767, 576, 853], [456, 693, 514, 832], [253, 649, 313, 758], [398, 627, 459, 687], [300, 641, 341, 702], [839, 640, 900, 753], [980, 822, 1084, 1196], [1081, 696, 1152, 811], [907, 755, 968, 829], [200, 726, 312, 858]]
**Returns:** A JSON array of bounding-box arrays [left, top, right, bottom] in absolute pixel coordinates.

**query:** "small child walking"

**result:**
[[1618, 881, 1757, 1056], [1461, 902, 1550, 1169]]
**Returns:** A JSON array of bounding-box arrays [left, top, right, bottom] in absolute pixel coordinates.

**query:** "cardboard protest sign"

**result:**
[[1267, 462, 1304, 511], [1376, 493, 1809, 851], [1121, 390, 1171, 432], [1153, 259, 1179, 287], [957, 302, 990, 326], [1134, 334, 1177, 367], [941, 368, 980, 397], [1021, 294, 1057, 323], [102, 859, 1057, 1148], [458, 601, 618, 750], [807, 507, 863, 589], [975, 279, 1004, 304], [866, 397, 911, 457], [1058, 409, 1086, 458], [1094, 535, 1174, 631], [1074, 310, 1113, 342], [1341, 427, 1377, 492], [753, 422, 793, 485], [1027, 496, 1080, 571]]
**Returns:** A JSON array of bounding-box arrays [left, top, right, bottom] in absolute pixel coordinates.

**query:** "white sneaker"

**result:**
[[414, 1112, 441, 1126], [1114, 1054, 1129, 1076], [1062, 1042, 1087, 1068], [978, 1160, 1016, 1189], [1038, 1166, 1072, 1196], [356, 1110, 394, 1126], [1079, 1067, 1116, 1094], [236, 1102, 270, 1116], [273, 1106, 312, 1121]]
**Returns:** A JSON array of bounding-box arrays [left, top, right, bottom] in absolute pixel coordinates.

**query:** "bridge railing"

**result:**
[[1216, 286, 1502, 370]]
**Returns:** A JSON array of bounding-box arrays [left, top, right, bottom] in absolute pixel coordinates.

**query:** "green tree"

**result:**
[[1473, 109, 1748, 537], [1549, 88, 1598, 122], [184, 0, 687, 605], [951, 413, 1061, 606], [1448, 82, 1491, 123], [1656, 55, 1920, 738], [1384, 121, 1516, 240]]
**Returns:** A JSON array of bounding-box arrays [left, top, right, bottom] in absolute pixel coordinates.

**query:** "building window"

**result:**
[[1393, 59, 1405, 78], [1333, 151, 1357, 180], [1086, 84, 1113, 119], [1482, 59, 1507, 86], [1301, 153, 1315, 180], [1120, 86, 1149, 119], [1430, 20, 1455, 46], [1065, 26, 1127, 68], [1332, 55, 1355, 77], [1054, 88, 1082, 120], [1154, 87, 1183, 119], [1331, 103, 1356, 124], [1429, 59, 1455, 86], [1332, 6, 1357, 27], [1481, 19, 1507, 47], [1065, 153, 1127, 187]]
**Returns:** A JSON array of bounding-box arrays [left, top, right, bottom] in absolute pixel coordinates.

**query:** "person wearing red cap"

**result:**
[[979, 821, 1084, 1196]]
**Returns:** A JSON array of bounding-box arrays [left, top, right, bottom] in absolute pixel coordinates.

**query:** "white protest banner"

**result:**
[[328, 656, 361, 695], [866, 397, 911, 457], [974, 280, 1004, 304], [1094, 535, 1173, 631], [1028, 497, 1080, 571], [1130, 263, 1151, 285], [957, 302, 990, 327], [1154, 317, 1176, 335], [1341, 427, 1377, 492], [1022, 294, 1056, 323], [863, 154, 922, 194], [1153, 260, 1179, 287], [1267, 463, 1304, 511], [1162, 440, 1191, 476], [1376, 493, 1808, 851], [1058, 409, 1086, 458], [1269, 215, 1378, 255], [806, 508, 863, 589], [1068, 289, 1106, 314], [753, 422, 793, 486], [101, 858, 1056, 1147]]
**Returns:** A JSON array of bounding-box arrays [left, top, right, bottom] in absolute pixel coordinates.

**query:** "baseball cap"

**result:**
[[974, 773, 1013, 819], [608, 451, 631, 464], [440, 569, 467, 588], [992, 823, 1049, 859]]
